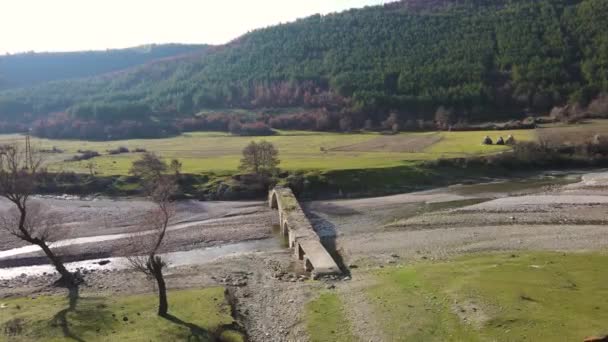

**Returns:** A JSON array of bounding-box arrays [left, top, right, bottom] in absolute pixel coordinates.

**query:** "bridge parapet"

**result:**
[[269, 187, 341, 276]]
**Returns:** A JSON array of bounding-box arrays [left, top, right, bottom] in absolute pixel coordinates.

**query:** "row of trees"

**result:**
[[0, 141, 279, 316]]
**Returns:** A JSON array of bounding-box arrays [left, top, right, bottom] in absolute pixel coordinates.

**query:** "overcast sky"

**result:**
[[0, 0, 391, 54]]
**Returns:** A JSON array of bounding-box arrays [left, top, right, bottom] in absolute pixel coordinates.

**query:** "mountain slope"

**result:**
[[0, 0, 606, 140], [0, 44, 208, 90]]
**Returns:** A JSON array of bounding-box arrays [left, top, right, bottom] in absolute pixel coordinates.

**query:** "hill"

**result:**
[[0, 0, 606, 140], [0, 44, 207, 90]]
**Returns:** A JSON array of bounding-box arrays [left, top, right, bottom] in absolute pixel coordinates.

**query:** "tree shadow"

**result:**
[[163, 314, 213, 342], [51, 285, 84, 342], [50, 285, 114, 342]]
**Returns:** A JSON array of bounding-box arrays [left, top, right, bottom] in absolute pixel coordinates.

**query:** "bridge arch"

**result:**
[[268, 187, 340, 276], [270, 191, 279, 209]]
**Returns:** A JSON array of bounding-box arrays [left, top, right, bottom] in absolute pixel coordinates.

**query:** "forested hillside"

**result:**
[[0, 44, 207, 90], [0, 0, 607, 140]]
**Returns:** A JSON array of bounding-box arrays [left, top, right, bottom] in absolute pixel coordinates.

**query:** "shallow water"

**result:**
[[0, 218, 232, 260], [0, 238, 283, 280], [447, 172, 582, 196]]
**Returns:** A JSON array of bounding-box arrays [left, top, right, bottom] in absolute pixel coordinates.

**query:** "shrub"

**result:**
[[236, 122, 275, 136], [67, 150, 100, 162], [108, 146, 130, 155]]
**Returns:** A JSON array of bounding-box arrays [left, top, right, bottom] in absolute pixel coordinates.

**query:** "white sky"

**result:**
[[0, 0, 390, 54]]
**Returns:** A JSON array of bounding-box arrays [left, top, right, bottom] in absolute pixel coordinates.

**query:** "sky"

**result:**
[[0, 0, 390, 54]]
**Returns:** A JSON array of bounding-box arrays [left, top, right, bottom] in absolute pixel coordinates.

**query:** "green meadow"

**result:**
[[305, 252, 608, 341], [0, 129, 536, 175], [0, 287, 243, 342]]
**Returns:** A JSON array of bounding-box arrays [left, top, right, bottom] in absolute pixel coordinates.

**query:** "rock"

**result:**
[[584, 336, 608, 342], [97, 260, 111, 266], [123, 317, 129, 322], [326, 284, 336, 290], [343, 276, 351, 281], [348, 264, 358, 269], [391, 254, 400, 259]]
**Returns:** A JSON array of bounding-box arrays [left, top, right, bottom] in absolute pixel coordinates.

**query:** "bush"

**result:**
[[108, 146, 129, 155], [67, 150, 100, 162], [235, 122, 275, 136]]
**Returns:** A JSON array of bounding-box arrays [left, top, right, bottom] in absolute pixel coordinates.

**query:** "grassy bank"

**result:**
[[0, 287, 244, 341], [306, 252, 608, 341]]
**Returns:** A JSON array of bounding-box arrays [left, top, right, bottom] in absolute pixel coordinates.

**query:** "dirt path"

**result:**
[[340, 277, 387, 342]]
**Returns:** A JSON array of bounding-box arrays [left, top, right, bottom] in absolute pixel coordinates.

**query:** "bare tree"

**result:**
[[0, 144, 76, 286], [129, 152, 167, 184], [239, 141, 280, 175], [435, 106, 453, 130], [127, 177, 177, 316], [169, 159, 182, 177], [85, 161, 96, 176]]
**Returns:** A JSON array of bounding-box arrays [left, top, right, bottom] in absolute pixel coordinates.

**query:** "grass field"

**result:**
[[0, 128, 536, 175], [307, 252, 608, 341], [305, 292, 354, 342], [0, 287, 243, 342]]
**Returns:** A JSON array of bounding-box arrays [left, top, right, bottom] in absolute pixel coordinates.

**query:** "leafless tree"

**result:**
[[0, 143, 76, 286], [169, 159, 182, 177], [239, 141, 280, 175], [129, 152, 167, 184], [85, 161, 96, 176], [127, 177, 177, 317]]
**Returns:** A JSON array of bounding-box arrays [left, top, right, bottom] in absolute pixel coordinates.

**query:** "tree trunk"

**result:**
[[37, 241, 74, 286], [151, 257, 168, 317]]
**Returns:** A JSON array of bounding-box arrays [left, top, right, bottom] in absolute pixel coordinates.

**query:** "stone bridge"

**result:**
[[269, 187, 341, 276]]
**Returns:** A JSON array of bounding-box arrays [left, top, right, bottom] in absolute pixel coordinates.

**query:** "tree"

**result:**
[[382, 113, 399, 131], [86, 161, 96, 176], [0, 144, 76, 286], [339, 116, 353, 132], [239, 141, 280, 175], [435, 106, 453, 130], [127, 177, 177, 317], [169, 159, 182, 177], [129, 152, 167, 186]]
